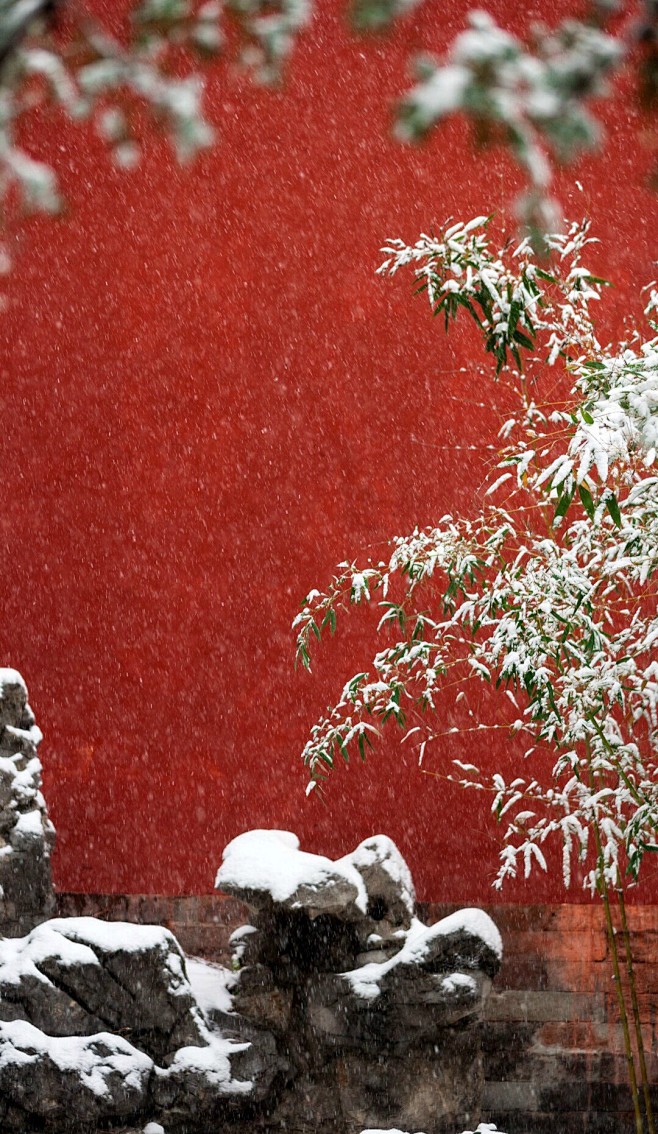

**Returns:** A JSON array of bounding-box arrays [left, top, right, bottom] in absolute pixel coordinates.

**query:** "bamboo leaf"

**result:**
[[605, 492, 622, 528], [578, 483, 596, 520]]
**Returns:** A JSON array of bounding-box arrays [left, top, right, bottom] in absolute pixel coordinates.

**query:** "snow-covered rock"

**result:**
[[306, 909, 501, 1052], [0, 818, 502, 1134], [151, 1034, 253, 1121], [0, 916, 276, 1130], [0, 917, 206, 1059], [0, 670, 55, 936], [340, 834, 416, 928], [216, 828, 368, 920], [217, 828, 502, 1134], [0, 1020, 153, 1128]]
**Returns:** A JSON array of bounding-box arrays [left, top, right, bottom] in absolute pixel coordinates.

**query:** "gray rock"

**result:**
[[334, 1035, 484, 1134], [0, 670, 55, 935], [342, 834, 416, 928], [231, 961, 294, 1032], [0, 918, 207, 1060], [306, 967, 490, 1050], [0, 672, 32, 730], [0, 1020, 152, 1128]]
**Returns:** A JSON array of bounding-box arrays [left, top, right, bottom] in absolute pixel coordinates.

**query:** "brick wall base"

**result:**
[[54, 895, 658, 1134]]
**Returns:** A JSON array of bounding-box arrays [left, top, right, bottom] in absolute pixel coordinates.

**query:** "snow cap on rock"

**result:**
[[215, 829, 368, 918], [340, 834, 416, 925]]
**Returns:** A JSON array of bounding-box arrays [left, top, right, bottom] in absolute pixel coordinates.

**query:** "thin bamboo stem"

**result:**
[[617, 886, 656, 1134], [603, 879, 644, 1134], [586, 741, 644, 1133]]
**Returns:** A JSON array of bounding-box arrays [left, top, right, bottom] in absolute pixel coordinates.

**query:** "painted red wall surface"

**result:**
[[3, 0, 658, 902]]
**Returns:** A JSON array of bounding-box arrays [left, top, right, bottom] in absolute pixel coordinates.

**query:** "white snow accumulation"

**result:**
[[0, 918, 192, 1002], [11, 809, 44, 839], [0, 668, 27, 695], [159, 1035, 253, 1095], [187, 957, 237, 1016], [0, 922, 101, 987], [340, 834, 416, 915], [361, 1126, 504, 1134], [215, 829, 368, 912], [0, 755, 40, 800], [49, 916, 183, 956], [0, 1020, 153, 1096], [343, 909, 502, 1001], [411, 909, 503, 961]]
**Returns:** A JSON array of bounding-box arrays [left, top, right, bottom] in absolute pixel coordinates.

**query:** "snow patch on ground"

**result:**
[[361, 1126, 504, 1134]]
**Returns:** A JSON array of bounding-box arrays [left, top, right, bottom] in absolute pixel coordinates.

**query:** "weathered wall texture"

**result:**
[[55, 894, 658, 1134]]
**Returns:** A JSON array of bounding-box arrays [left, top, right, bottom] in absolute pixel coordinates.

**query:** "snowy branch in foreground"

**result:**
[[395, 10, 622, 240], [0, 0, 316, 225]]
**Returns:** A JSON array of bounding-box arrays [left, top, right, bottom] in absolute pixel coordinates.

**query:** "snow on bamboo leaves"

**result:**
[[295, 215, 658, 896]]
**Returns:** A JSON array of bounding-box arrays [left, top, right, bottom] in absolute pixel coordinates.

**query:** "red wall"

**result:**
[[3, 0, 658, 902]]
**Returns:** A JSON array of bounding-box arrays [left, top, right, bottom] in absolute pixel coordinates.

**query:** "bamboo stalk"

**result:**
[[617, 886, 656, 1134], [599, 872, 644, 1134], [585, 741, 644, 1133]]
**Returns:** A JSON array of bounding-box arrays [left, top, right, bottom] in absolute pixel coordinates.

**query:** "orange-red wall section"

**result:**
[[3, 0, 658, 902]]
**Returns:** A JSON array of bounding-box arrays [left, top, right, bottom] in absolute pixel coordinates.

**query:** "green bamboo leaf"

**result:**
[[578, 483, 596, 520], [605, 492, 622, 528], [513, 329, 534, 350], [554, 485, 575, 522], [508, 299, 521, 335]]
